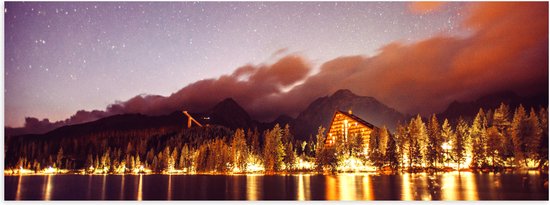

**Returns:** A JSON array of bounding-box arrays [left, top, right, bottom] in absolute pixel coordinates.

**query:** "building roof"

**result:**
[[335, 110, 376, 129]]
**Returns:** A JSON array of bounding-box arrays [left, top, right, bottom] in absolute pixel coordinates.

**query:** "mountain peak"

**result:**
[[208, 98, 253, 129], [331, 89, 356, 98], [220, 97, 237, 104]]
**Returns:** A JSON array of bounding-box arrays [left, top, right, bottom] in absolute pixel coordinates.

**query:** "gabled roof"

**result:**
[[335, 110, 376, 129]]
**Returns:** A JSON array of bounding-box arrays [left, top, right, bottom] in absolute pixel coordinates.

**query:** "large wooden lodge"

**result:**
[[325, 110, 377, 153]]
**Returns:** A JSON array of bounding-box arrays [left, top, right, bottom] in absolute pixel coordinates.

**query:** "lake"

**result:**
[[4, 172, 548, 200]]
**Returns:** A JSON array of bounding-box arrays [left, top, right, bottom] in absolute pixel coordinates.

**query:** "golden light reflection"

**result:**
[[325, 175, 338, 200], [420, 173, 431, 201], [232, 175, 240, 199], [304, 174, 311, 200], [298, 175, 305, 200], [362, 175, 374, 200], [137, 174, 143, 201], [463, 172, 478, 200], [120, 174, 125, 200], [338, 174, 356, 200], [16, 175, 23, 200], [246, 174, 262, 200], [441, 172, 458, 200], [167, 174, 172, 200], [43, 175, 53, 200], [401, 173, 413, 200], [101, 174, 107, 200], [296, 174, 311, 200]]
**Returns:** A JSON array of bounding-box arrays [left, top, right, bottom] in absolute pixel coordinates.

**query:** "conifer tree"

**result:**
[[426, 114, 441, 169], [470, 108, 488, 169], [454, 117, 468, 171], [526, 108, 543, 166], [379, 126, 390, 158], [231, 128, 248, 171], [493, 103, 513, 161], [486, 126, 504, 169], [263, 124, 284, 172], [385, 135, 399, 172], [511, 105, 528, 167], [539, 108, 548, 169], [395, 123, 408, 170]]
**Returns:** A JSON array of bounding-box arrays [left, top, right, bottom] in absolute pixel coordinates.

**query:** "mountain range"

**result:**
[[5, 89, 548, 142]]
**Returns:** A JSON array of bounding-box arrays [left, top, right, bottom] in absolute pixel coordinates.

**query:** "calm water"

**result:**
[[4, 172, 548, 200]]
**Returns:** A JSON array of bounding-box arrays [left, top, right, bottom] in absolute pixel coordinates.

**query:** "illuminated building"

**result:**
[[325, 110, 376, 152]]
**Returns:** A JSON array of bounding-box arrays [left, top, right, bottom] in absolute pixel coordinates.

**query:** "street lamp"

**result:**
[[441, 142, 452, 168]]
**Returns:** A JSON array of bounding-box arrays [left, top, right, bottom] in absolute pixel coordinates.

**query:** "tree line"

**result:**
[[5, 102, 548, 174]]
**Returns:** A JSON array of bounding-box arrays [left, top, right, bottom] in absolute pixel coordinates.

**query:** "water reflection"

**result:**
[[6, 172, 545, 200], [137, 174, 143, 201], [167, 174, 172, 200], [121, 175, 125, 200], [361, 174, 374, 200], [463, 172, 478, 200], [43, 175, 53, 200], [87, 175, 93, 199], [338, 174, 356, 200], [401, 173, 413, 200], [101, 175, 107, 200], [420, 173, 431, 201], [296, 174, 311, 200], [441, 172, 457, 200], [246, 174, 262, 200], [15, 175, 22, 200], [326, 176, 338, 200]]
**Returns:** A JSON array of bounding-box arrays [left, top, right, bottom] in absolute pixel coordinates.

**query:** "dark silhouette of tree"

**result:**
[[511, 105, 528, 167], [385, 134, 399, 173], [486, 126, 505, 170]]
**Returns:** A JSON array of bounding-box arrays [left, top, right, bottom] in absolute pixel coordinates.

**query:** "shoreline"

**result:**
[[5, 169, 547, 176]]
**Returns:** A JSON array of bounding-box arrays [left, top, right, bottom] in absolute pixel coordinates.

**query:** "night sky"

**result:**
[[4, 2, 548, 129]]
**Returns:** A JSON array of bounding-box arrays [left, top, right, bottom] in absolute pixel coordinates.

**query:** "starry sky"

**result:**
[[4, 2, 548, 130]]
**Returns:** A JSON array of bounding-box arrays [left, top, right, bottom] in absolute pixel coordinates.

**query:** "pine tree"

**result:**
[[180, 145, 189, 170], [350, 133, 364, 157], [56, 147, 64, 168], [314, 126, 337, 172], [526, 108, 543, 167], [511, 105, 528, 167], [539, 108, 548, 169], [407, 115, 427, 170], [426, 114, 441, 169], [486, 126, 504, 170], [440, 118, 454, 167], [454, 117, 468, 171], [284, 142, 295, 170], [249, 128, 261, 156], [263, 124, 284, 172], [470, 108, 488, 169], [281, 124, 295, 170], [395, 123, 408, 170], [231, 128, 248, 172], [378, 126, 390, 158], [493, 102, 513, 162], [385, 134, 399, 173], [171, 148, 179, 170], [368, 128, 383, 169]]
